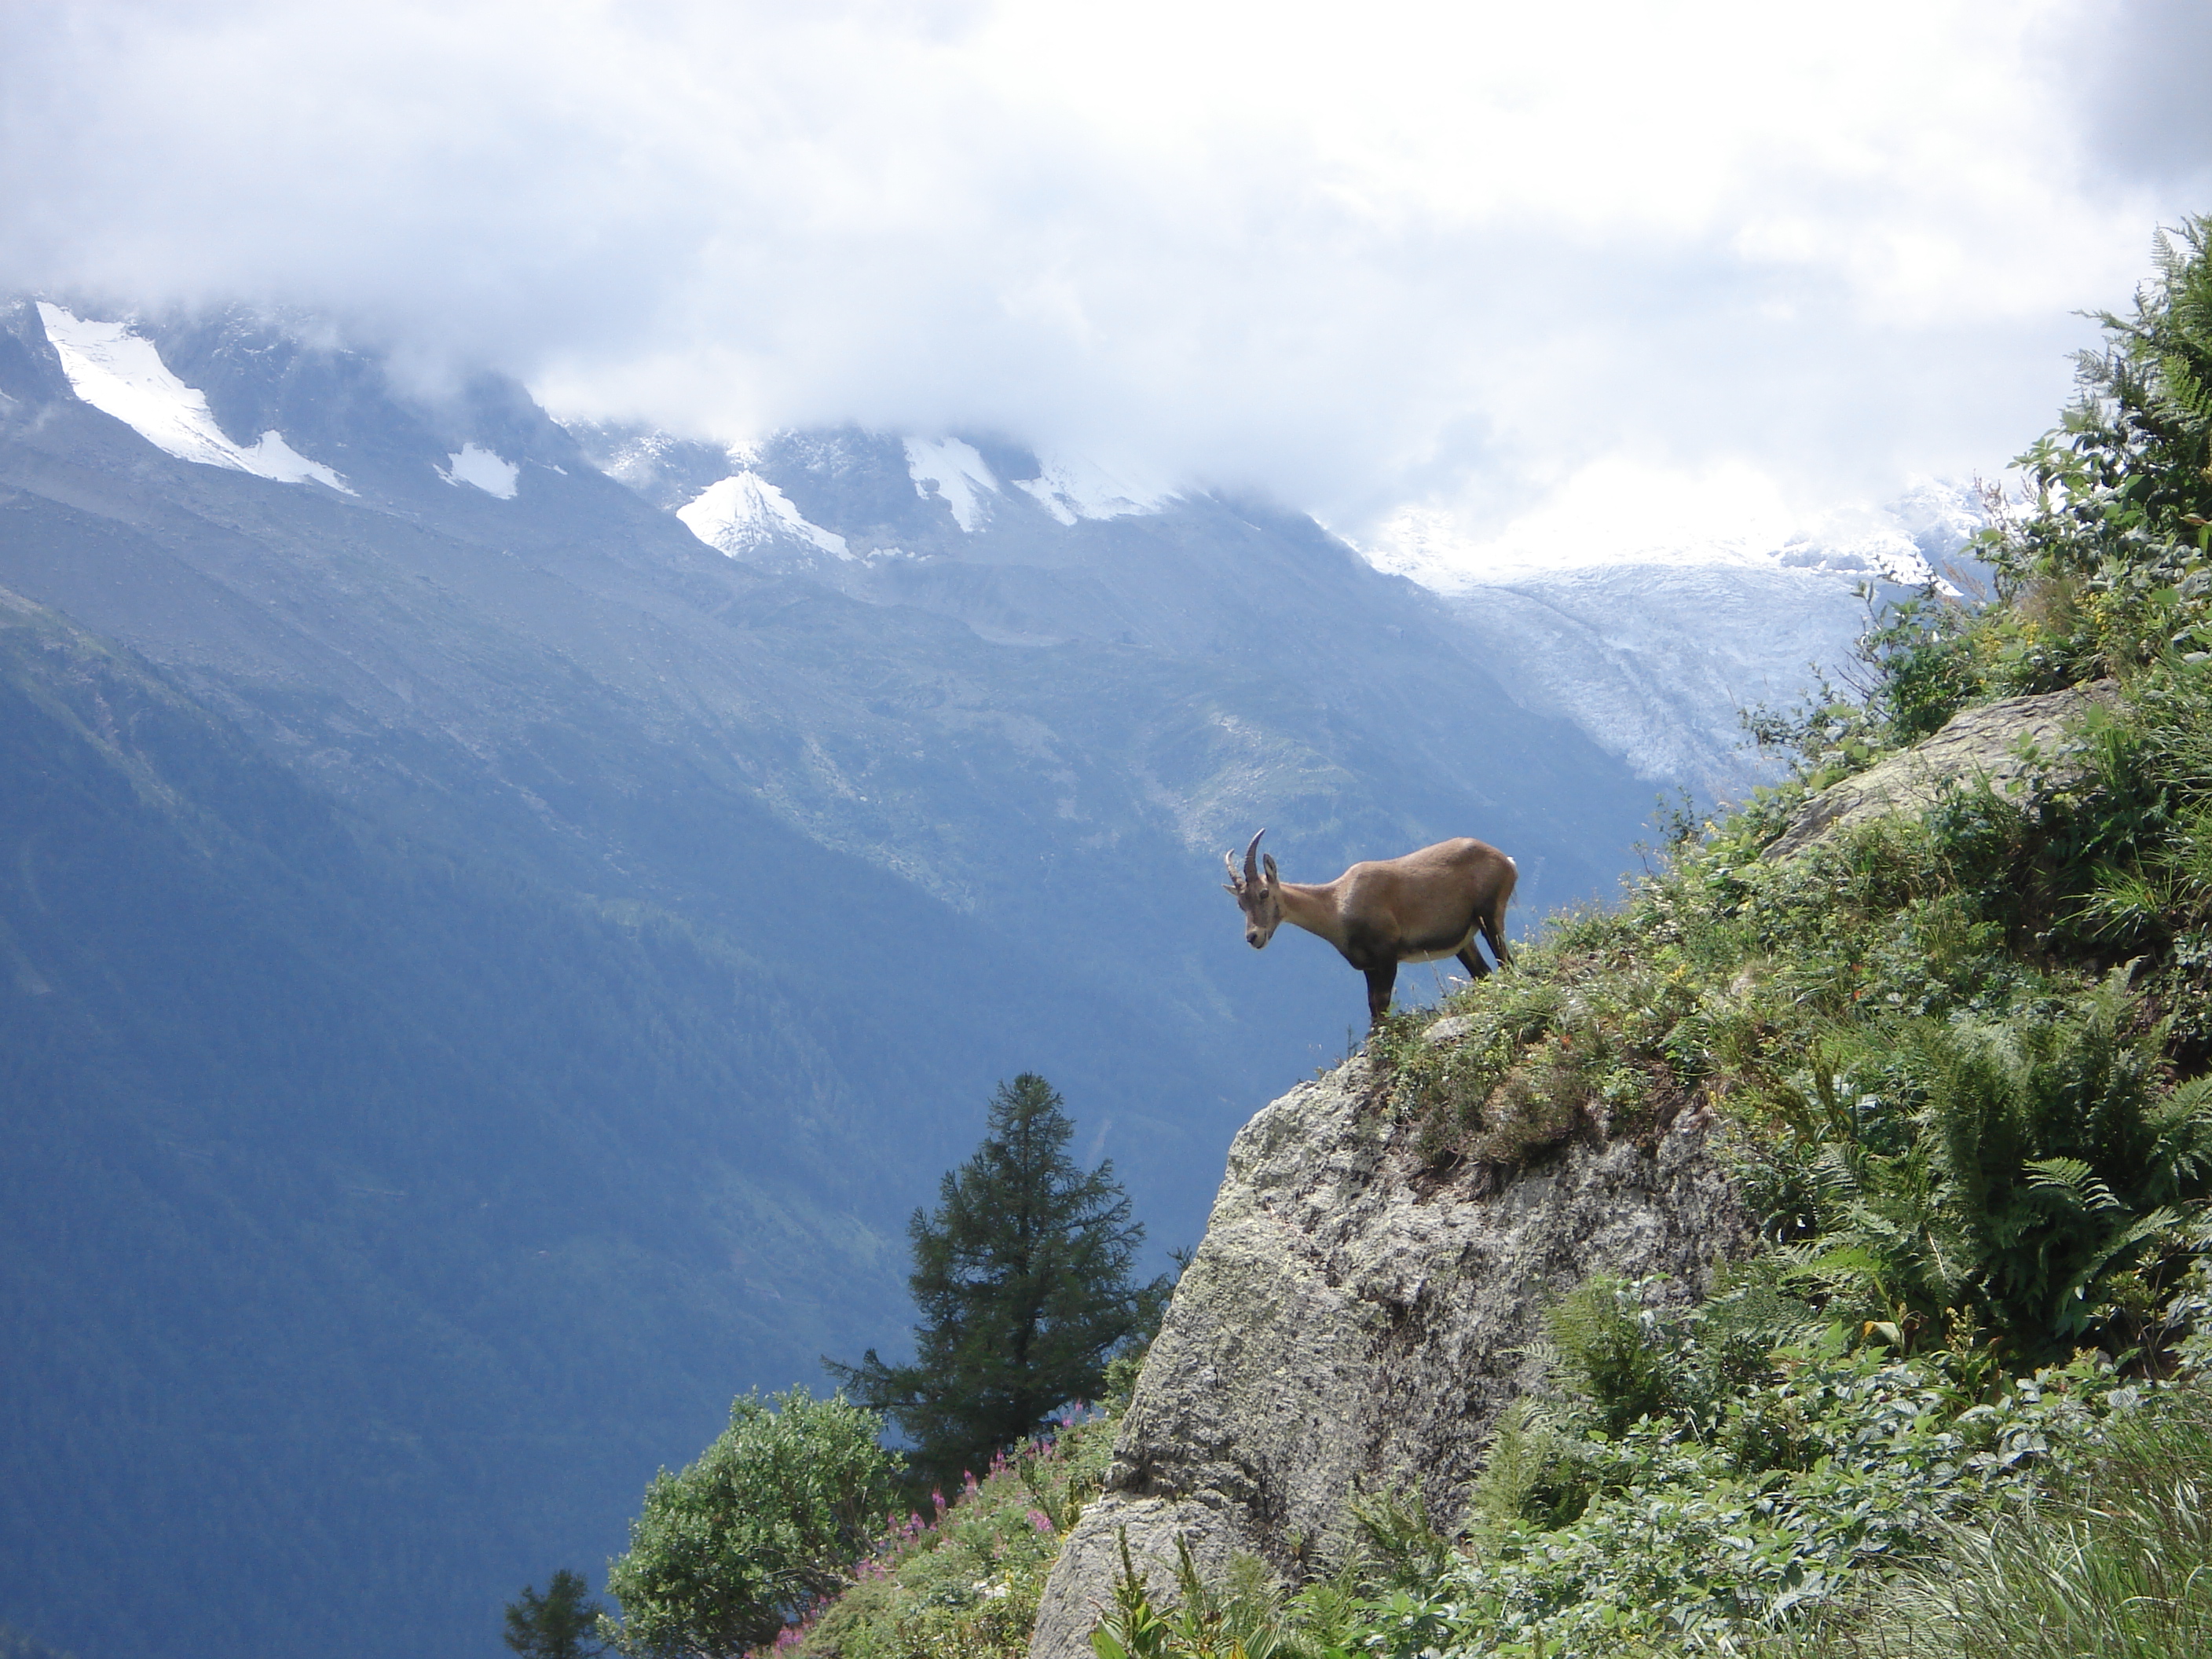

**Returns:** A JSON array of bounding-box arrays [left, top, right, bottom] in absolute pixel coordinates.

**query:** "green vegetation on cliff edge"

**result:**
[[1046, 219, 2212, 1656]]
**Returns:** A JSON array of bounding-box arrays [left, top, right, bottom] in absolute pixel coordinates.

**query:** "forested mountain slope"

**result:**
[[0, 593, 928, 1657]]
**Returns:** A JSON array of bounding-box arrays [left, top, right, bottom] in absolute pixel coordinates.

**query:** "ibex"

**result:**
[[1222, 829, 1517, 1029]]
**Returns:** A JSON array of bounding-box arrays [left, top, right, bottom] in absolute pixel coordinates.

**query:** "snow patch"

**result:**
[[36, 302, 353, 493], [234, 430, 351, 489], [903, 437, 998, 532], [677, 471, 849, 558], [1013, 452, 1175, 525], [438, 443, 519, 499]]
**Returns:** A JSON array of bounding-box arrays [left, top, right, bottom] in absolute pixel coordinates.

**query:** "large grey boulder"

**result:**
[[1766, 681, 2115, 859], [1028, 1055, 1749, 1659]]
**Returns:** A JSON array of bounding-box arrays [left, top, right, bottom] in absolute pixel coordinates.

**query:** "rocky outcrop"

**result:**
[[1766, 681, 2115, 859], [1028, 1056, 1749, 1659]]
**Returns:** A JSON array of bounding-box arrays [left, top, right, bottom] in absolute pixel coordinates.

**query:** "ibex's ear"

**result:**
[[1262, 852, 1280, 884], [1221, 882, 1240, 894]]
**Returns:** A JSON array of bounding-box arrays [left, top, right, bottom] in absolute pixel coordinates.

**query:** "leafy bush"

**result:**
[[1090, 1533, 1323, 1659], [604, 1389, 902, 1657], [1085, 1324, 2148, 1659], [1804, 1379, 2212, 1659], [1738, 972, 2212, 1364], [1386, 1348, 2131, 1657]]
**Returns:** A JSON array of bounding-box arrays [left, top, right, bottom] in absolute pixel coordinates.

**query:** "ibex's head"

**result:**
[[1221, 827, 1284, 948]]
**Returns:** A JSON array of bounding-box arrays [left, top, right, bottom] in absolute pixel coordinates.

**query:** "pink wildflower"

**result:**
[[1027, 1508, 1054, 1533]]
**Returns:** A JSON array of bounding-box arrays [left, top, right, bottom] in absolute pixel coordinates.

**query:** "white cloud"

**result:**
[[1360, 457, 1804, 587], [2, 1, 2204, 571]]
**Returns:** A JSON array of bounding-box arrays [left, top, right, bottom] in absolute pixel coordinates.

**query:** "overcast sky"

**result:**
[[6, 0, 2212, 577]]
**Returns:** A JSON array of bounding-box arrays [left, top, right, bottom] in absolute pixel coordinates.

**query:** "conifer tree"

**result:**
[[830, 1074, 1170, 1488], [503, 1569, 605, 1659]]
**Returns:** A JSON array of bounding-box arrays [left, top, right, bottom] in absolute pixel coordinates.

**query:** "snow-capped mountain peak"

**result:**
[[677, 470, 850, 558], [35, 302, 353, 494], [1773, 481, 1987, 595]]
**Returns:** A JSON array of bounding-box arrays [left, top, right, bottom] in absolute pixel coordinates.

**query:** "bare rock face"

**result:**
[[1766, 681, 2115, 859], [1028, 1056, 1749, 1659]]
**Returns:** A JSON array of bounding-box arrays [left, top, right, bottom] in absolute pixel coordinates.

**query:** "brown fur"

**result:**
[[1222, 829, 1517, 1028]]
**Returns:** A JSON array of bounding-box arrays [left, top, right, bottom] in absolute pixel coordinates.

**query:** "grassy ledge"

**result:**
[[790, 1401, 1121, 1659]]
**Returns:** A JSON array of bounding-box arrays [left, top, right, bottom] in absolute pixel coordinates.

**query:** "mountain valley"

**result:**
[[0, 296, 1885, 1659]]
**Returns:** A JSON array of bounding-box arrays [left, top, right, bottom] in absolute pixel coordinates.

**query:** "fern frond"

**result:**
[[2026, 1158, 2122, 1214]]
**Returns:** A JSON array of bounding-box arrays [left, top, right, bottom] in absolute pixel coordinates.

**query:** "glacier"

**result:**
[[1426, 481, 1990, 795]]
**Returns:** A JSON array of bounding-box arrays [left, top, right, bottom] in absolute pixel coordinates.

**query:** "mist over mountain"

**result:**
[[0, 295, 1779, 1659]]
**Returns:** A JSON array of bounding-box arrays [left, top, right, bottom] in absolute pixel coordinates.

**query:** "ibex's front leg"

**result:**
[[1364, 962, 1397, 1029]]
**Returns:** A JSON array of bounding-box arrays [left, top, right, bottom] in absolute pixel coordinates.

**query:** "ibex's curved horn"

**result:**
[[1222, 848, 1243, 888], [1243, 828, 1267, 884]]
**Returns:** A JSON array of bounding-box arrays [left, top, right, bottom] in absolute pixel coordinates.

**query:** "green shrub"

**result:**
[[1730, 970, 2212, 1364], [603, 1388, 901, 1657], [1091, 1533, 1317, 1659], [1086, 1335, 2147, 1659], [1801, 1381, 2212, 1659]]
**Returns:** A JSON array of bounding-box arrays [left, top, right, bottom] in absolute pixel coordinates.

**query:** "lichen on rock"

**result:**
[[1027, 1053, 1748, 1659], [1765, 680, 2116, 859]]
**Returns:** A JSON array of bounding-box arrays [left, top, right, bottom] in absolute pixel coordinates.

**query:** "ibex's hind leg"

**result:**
[[1455, 943, 1491, 981], [1364, 962, 1397, 1029], [1481, 906, 1514, 970]]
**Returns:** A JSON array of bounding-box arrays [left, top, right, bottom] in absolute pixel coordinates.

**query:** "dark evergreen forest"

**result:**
[[0, 603, 1068, 1658]]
